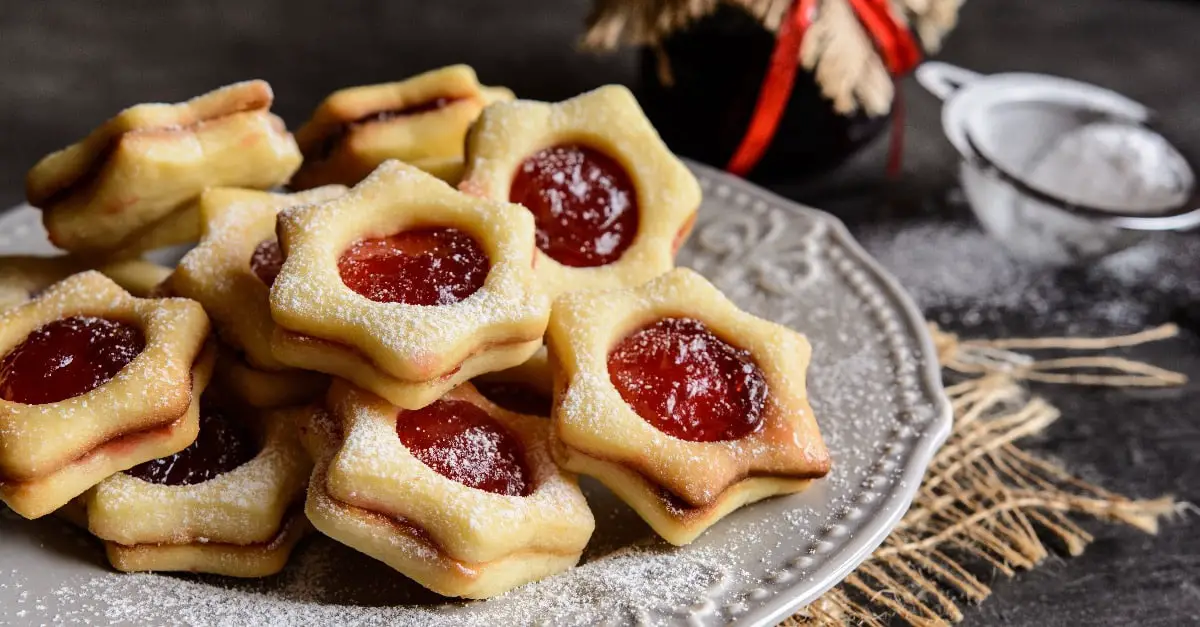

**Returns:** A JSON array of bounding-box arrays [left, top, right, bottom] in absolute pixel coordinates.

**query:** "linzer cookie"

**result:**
[[0, 272, 214, 519], [269, 160, 549, 410], [293, 65, 514, 188], [547, 268, 830, 545], [167, 186, 346, 406], [26, 80, 302, 258], [302, 381, 594, 598], [83, 402, 314, 577], [459, 85, 701, 299]]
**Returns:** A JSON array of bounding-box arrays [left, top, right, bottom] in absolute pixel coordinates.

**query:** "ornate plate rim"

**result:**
[[0, 163, 952, 626], [685, 161, 952, 626]]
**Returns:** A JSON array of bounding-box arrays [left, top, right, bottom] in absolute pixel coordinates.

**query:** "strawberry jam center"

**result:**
[[509, 144, 639, 268], [607, 317, 767, 442], [474, 381, 552, 417], [126, 404, 259, 486], [396, 399, 531, 496], [250, 238, 284, 287], [338, 227, 489, 305], [0, 316, 145, 405]]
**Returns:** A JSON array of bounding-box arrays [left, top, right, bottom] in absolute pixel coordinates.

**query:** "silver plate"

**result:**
[[0, 162, 951, 627]]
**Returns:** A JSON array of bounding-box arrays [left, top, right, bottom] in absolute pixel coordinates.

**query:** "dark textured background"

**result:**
[[0, 1, 1197, 625]]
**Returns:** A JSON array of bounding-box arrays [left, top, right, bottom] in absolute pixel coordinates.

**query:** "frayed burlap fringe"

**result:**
[[786, 324, 1187, 626], [582, 0, 962, 115]]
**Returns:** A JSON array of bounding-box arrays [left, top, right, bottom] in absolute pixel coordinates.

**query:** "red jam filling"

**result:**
[[126, 404, 259, 486], [607, 317, 767, 442], [338, 227, 489, 305], [310, 97, 462, 161], [509, 144, 640, 268], [250, 238, 284, 287], [359, 96, 458, 123], [396, 399, 531, 496], [0, 316, 145, 405], [474, 381, 552, 417]]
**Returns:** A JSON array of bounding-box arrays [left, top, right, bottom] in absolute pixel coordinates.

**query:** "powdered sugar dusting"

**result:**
[[2, 170, 949, 624], [858, 216, 1200, 332], [552, 268, 821, 506], [397, 400, 531, 496], [460, 87, 701, 298], [88, 408, 310, 546], [0, 272, 206, 462], [170, 185, 346, 368], [8, 530, 732, 627], [607, 317, 767, 443], [329, 386, 593, 562], [510, 144, 640, 267], [270, 162, 549, 376]]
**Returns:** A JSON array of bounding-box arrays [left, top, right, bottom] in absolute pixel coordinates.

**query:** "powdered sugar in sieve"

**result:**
[[1021, 121, 1192, 216]]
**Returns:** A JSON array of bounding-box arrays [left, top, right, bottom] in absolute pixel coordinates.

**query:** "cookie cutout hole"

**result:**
[[510, 144, 639, 268], [126, 403, 259, 486], [607, 317, 766, 442], [0, 316, 145, 405], [250, 239, 284, 287], [396, 399, 531, 496], [338, 227, 489, 305]]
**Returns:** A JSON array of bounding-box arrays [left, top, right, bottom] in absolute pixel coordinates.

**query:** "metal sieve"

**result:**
[[918, 61, 1199, 264]]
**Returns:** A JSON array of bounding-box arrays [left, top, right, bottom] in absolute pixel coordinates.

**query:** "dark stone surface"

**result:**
[[0, 0, 1196, 625]]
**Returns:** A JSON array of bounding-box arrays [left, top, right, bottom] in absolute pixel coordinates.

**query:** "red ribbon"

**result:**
[[725, 0, 922, 177], [726, 0, 815, 177], [848, 0, 921, 75]]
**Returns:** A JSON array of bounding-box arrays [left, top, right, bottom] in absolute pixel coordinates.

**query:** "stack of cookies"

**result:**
[[0, 65, 829, 599]]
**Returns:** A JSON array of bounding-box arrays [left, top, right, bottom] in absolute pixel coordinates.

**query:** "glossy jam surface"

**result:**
[[250, 238, 285, 287], [127, 405, 259, 486], [474, 381, 552, 417], [509, 144, 639, 268], [338, 227, 489, 306], [608, 317, 767, 442], [0, 316, 145, 405], [396, 399, 531, 496]]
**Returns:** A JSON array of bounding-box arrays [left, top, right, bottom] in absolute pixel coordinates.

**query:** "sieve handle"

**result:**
[[915, 62, 983, 101]]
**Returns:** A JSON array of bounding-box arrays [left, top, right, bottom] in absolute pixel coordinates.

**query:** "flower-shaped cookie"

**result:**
[[303, 380, 594, 598], [26, 80, 302, 258], [270, 160, 549, 409], [84, 401, 314, 577], [0, 256, 173, 310], [548, 268, 831, 545], [459, 85, 701, 299], [169, 186, 346, 373], [293, 65, 514, 188], [0, 272, 213, 519], [472, 346, 553, 417]]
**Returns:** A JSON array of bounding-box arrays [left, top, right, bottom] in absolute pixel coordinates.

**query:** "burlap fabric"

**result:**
[[789, 324, 1185, 625]]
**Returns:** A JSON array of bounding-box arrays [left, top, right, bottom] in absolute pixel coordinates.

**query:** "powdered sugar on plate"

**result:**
[[5, 510, 744, 627], [857, 215, 1200, 333], [1, 163, 951, 626]]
